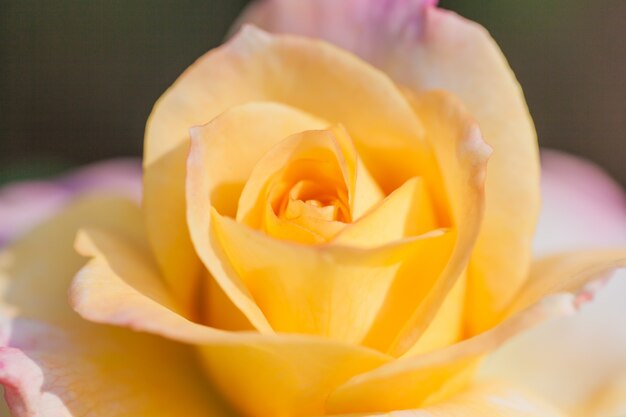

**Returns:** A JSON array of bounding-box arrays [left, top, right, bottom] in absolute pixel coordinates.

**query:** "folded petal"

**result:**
[[187, 100, 443, 343], [379, 90, 490, 356], [324, 382, 568, 417], [402, 6, 540, 334], [211, 210, 453, 344], [144, 25, 435, 315], [325, 293, 578, 414], [0, 197, 225, 416], [235, 124, 382, 243], [333, 177, 437, 248], [70, 226, 391, 417], [237, 0, 540, 337], [534, 150, 626, 257]]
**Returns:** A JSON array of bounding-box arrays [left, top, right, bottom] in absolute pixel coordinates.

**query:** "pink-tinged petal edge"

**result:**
[[0, 319, 75, 416], [233, 0, 438, 65]]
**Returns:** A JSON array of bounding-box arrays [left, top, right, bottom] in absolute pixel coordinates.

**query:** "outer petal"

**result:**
[[482, 269, 626, 414], [69, 227, 392, 417], [0, 158, 141, 247], [144, 25, 435, 315], [503, 250, 626, 318], [325, 294, 578, 414], [238, 0, 540, 335], [533, 150, 626, 257], [482, 151, 626, 414], [0, 197, 225, 416], [583, 375, 626, 417], [324, 383, 568, 417]]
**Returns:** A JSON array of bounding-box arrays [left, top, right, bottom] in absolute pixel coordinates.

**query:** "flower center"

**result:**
[[236, 125, 382, 244]]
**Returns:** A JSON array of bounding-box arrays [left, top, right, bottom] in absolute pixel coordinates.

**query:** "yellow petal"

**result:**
[[381, 90, 491, 356], [187, 102, 328, 332], [0, 197, 226, 416], [504, 249, 626, 318], [70, 227, 390, 417], [326, 294, 577, 414], [333, 177, 437, 248], [584, 376, 626, 417], [241, 125, 382, 243], [400, 8, 541, 333], [237, 126, 358, 242], [406, 272, 467, 356], [212, 209, 454, 343], [144, 26, 435, 314], [324, 382, 568, 417], [235, 1, 541, 334]]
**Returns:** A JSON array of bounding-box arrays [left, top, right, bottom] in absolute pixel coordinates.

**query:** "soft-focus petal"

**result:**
[[0, 158, 141, 247], [144, 25, 436, 316], [70, 226, 391, 417], [481, 151, 626, 414], [325, 294, 578, 414], [238, 0, 540, 334], [504, 250, 626, 317], [325, 383, 568, 417], [0, 197, 225, 416], [584, 375, 626, 417], [534, 150, 626, 256], [482, 268, 626, 413]]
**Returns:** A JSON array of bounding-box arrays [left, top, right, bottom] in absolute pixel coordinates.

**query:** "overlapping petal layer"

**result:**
[[235, 124, 383, 243], [144, 25, 438, 318], [481, 152, 626, 415], [187, 87, 490, 350], [0, 197, 226, 417], [377, 91, 491, 356], [69, 224, 392, 417], [70, 219, 580, 416], [237, 0, 541, 335], [325, 294, 579, 414], [211, 210, 452, 343], [324, 383, 567, 417]]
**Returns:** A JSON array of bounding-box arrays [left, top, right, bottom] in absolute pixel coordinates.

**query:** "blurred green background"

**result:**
[[1, 1, 624, 185]]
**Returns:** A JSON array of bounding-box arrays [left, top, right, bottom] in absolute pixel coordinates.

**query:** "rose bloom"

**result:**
[[1, 1, 625, 416]]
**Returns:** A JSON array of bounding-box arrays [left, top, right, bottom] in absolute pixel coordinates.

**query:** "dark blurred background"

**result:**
[[1, 1, 624, 185]]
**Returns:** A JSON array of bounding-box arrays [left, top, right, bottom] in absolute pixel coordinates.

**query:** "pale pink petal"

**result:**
[[0, 158, 141, 247], [534, 150, 626, 257], [234, 0, 438, 65]]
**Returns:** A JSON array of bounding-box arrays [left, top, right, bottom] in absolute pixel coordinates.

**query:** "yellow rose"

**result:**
[[1, 1, 625, 416]]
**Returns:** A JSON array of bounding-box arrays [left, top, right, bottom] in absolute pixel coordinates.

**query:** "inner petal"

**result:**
[[237, 125, 380, 244]]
